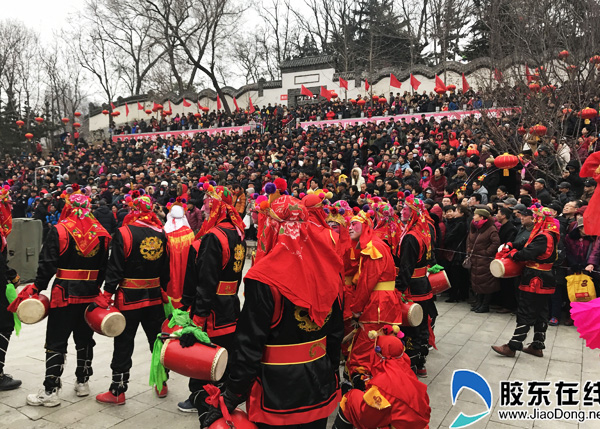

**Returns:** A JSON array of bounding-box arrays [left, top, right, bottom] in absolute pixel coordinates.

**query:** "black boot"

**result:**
[[475, 294, 492, 313], [332, 408, 353, 429], [471, 294, 483, 311], [0, 373, 21, 391]]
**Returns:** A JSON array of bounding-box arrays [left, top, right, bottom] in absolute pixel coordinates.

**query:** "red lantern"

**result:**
[[562, 108, 573, 115], [61, 117, 69, 124], [202, 106, 209, 112], [567, 65, 577, 73], [16, 120, 24, 128], [349, 99, 356, 104], [35, 117, 44, 123], [378, 97, 387, 104], [517, 126, 527, 136], [447, 84, 456, 92], [530, 73, 540, 81], [529, 83, 540, 93], [372, 95, 379, 102], [330, 91, 338, 99], [494, 153, 519, 176], [74, 112, 82, 117], [163, 110, 172, 116], [73, 122, 81, 128], [590, 55, 600, 64], [357, 99, 366, 106], [194, 112, 201, 118], [558, 50, 569, 60], [145, 109, 152, 114], [530, 124, 547, 137], [25, 133, 34, 140], [541, 85, 555, 93], [580, 108, 598, 120], [111, 111, 120, 117], [434, 87, 445, 94], [467, 144, 479, 156], [74, 132, 80, 139], [102, 110, 109, 115]]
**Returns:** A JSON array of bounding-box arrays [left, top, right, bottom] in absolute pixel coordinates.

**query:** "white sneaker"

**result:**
[[26, 389, 60, 407], [74, 382, 90, 397]]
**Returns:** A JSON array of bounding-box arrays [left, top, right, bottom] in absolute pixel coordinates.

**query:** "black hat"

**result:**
[[547, 201, 563, 213], [558, 182, 571, 189], [584, 178, 597, 187]]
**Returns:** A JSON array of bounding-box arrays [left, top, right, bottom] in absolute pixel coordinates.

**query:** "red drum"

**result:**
[[209, 409, 258, 429], [85, 304, 126, 337], [16, 294, 50, 324], [428, 270, 452, 295], [400, 301, 423, 327], [160, 338, 228, 381], [161, 318, 183, 335], [490, 258, 525, 278]]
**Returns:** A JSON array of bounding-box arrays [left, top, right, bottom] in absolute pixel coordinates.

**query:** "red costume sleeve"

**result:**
[[350, 243, 384, 315]]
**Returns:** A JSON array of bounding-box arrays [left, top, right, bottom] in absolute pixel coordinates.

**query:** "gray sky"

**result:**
[[1, 0, 83, 38]]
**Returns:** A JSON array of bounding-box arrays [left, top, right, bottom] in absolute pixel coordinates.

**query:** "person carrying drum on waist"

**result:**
[[95, 192, 170, 405], [12, 191, 110, 407]]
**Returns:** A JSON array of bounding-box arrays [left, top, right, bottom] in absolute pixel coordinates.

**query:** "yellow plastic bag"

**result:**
[[566, 273, 597, 302]]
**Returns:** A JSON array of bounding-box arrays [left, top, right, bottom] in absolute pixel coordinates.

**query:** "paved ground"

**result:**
[[2, 277, 598, 428]]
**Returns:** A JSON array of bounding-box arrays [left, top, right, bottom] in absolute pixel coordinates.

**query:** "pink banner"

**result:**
[[111, 125, 252, 142], [299, 108, 518, 128]]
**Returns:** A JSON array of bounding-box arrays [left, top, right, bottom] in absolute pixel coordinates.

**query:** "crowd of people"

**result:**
[[110, 89, 489, 135], [0, 97, 599, 428]]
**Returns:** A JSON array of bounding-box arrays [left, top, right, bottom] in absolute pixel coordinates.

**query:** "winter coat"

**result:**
[[351, 167, 365, 188], [93, 205, 117, 235], [186, 205, 203, 232], [466, 219, 501, 294]]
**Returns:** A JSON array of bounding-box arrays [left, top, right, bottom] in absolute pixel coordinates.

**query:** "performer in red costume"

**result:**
[[345, 209, 404, 390], [201, 186, 343, 429], [493, 206, 559, 358], [14, 192, 111, 407], [96, 193, 170, 404], [394, 195, 437, 377], [333, 326, 431, 429], [0, 186, 21, 391], [178, 178, 246, 417], [164, 197, 195, 307]]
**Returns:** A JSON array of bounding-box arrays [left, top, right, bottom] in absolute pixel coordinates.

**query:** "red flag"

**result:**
[[301, 85, 313, 98], [125, 103, 129, 117], [494, 68, 503, 82], [365, 79, 370, 91], [168, 100, 172, 112], [525, 64, 533, 83], [320, 86, 332, 101], [137, 102, 144, 110], [462, 73, 470, 93], [249, 97, 255, 113], [110, 102, 116, 109], [183, 98, 191, 107], [197, 101, 202, 111], [153, 102, 160, 111], [217, 95, 222, 110], [435, 75, 447, 91], [390, 73, 402, 88], [339, 77, 348, 90], [410, 74, 421, 91], [233, 97, 240, 112]]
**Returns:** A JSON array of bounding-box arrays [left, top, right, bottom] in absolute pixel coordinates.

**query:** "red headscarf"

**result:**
[[196, 182, 245, 239], [397, 195, 432, 258], [122, 194, 163, 230], [525, 206, 560, 247], [246, 195, 341, 327], [59, 194, 111, 256]]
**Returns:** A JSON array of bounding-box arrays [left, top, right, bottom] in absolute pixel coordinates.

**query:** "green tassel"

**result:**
[[163, 297, 175, 319], [149, 335, 167, 388], [175, 326, 211, 345], [169, 308, 192, 328], [427, 264, 444, 274], [5, 284, 21, 336]]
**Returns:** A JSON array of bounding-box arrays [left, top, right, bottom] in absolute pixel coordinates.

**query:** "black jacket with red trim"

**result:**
[[394, 231, 433, 302], [513, 232, 558, 294], [181, 221, 246, 337], [34, 224, 110, 308], [103, 224, 170, 310], [227, 279, 343, 426]]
